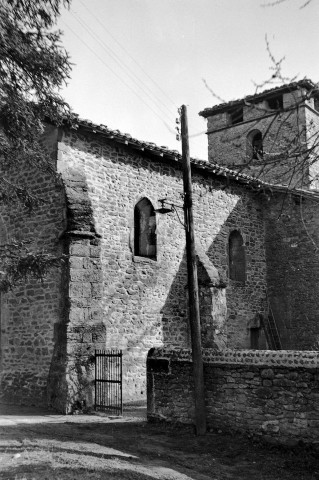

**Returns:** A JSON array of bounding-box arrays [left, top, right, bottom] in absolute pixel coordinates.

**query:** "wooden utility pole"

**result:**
[[180, 104, 206, 436]]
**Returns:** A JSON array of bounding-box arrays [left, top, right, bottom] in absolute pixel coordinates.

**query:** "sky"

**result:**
[[58, 0, 319, 160]]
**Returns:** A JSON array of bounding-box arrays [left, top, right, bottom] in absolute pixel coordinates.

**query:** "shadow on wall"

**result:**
[[48, 168, 104, 413], [160, 247, 227, 350], [160, 196, 268, 350], [205, 200, 268, 349], [53, 185, 269, 411]]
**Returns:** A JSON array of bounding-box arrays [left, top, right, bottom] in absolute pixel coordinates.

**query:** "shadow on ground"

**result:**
[[0, 406, 318, 480]]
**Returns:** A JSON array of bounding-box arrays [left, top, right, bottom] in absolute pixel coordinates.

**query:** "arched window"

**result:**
[[228, 230, 246, 283], [134, 198, 156, 259], [250, 327, 260, 349], [247, 130, 263, 160]]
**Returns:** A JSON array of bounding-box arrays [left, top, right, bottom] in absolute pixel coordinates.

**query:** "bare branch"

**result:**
[[202, 79, 227, 104]]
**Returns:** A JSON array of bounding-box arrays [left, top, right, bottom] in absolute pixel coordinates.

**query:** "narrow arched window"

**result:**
[[247, 130, 263, 160], [228, 230, 246, 283], [250, 327, 260, 349], [134, 198, 156, 259]]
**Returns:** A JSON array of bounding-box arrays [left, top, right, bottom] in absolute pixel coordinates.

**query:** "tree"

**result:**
[[0, 0, 72, 290]]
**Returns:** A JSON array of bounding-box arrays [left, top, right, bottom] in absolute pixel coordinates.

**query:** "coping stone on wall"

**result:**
[[149, 347, 319, 368]]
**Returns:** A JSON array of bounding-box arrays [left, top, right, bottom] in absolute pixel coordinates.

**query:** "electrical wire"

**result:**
[[77, 0, 178, 109], [60, 18, 177, 136], [189, 130, 207, 138], [61, 9, 208, 145], [70, 10, 176, 122]]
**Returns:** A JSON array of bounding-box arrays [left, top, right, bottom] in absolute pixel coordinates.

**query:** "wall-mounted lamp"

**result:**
[[155, 198, 185, 227], [155, 198, 173, 214]]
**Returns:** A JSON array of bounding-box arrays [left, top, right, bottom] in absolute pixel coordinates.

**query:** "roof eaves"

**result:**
[[73, 118, 266, 187], [68, 117, 319, 199], [199, 78, 319, 118]]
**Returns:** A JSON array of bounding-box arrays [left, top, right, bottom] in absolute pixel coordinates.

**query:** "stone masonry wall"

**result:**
[[0, 125, 66, 407], [48, 165, 105, 413], [148, 348, 319, 446], [58, 127, 268, 403], [62, 232, 104, 413], [264, 192, 319, 350]]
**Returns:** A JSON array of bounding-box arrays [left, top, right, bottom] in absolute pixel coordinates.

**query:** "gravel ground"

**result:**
[[0, 404, 318, 480]]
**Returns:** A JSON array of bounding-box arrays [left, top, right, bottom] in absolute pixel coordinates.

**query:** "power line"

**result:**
[[77, 0, 178, 109], [71, 9, 176, 122], [189, 130, 206, 138], [61, 18, 177, 137]]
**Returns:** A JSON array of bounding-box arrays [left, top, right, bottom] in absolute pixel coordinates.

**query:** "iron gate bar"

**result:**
[[95, 349, 123, 415]]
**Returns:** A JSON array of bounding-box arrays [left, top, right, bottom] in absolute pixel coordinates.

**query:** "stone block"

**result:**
[[69, 243, 90, 257], [261, 369, 275, 379]]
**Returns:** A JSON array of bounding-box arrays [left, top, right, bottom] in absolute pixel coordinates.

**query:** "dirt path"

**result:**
[[0, 404, 318, 480]]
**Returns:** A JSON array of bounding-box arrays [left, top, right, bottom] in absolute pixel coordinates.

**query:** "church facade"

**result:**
[[1, 80, 319, 412]]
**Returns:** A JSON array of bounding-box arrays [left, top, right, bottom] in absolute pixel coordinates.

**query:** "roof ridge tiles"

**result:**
[[66, 114, 319, 199], [199, 78, 319, 118]]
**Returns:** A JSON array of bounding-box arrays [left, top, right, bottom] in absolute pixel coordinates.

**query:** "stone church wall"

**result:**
[[264, 192, 319, 350], [58, 127, 268, 404], [0, 125, 67, 407], [2, 119, 319, 410]]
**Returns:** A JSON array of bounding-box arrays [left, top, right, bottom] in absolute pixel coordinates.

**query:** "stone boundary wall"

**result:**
[[151, 347, 319, 367], [147, 348, 319, 446]]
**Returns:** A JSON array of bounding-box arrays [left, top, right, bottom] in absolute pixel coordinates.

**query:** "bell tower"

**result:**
[[199, 79, 319, 189]]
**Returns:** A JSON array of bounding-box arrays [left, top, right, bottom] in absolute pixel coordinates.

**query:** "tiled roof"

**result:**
[[199, 78, 319, 118], [67, 115, 319, 200], [72, 116, 264, 187]]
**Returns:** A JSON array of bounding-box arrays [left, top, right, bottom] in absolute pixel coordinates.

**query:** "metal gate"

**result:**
[[95, 350, 123, 415]]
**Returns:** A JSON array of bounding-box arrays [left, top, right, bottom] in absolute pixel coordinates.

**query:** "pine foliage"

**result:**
[[0, 0, 72, 289]]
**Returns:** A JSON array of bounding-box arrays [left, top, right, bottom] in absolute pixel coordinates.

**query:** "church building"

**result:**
[[1, 79, 319, 412]]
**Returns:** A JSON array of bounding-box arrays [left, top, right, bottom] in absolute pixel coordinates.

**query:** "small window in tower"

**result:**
[[228, 230, 246, 283], [134, 198, 157, 259], [247, 130, 263, 161], [228, 107, 243, 125], [267, 94, 283, 110], [252, 131, 263, 160]]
